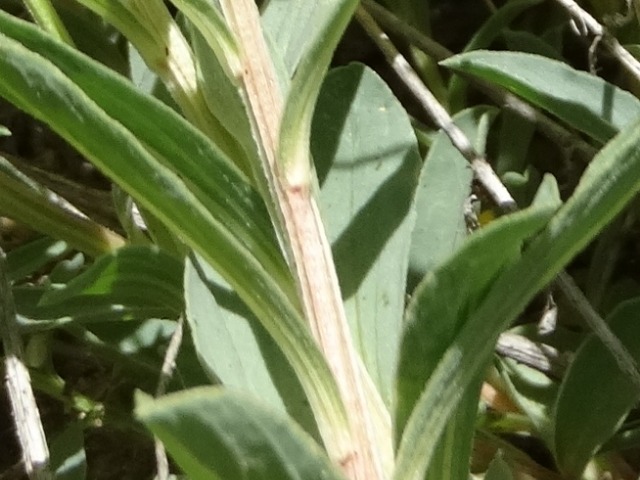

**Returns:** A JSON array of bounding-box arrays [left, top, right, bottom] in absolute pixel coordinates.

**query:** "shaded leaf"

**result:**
[[39, 245, 184, 315], [136, 388, 346, 480], [49, 422, 86, 480], [313, 64, 421, 405], [409, 106, 497, 286], [554, 298, 640, 477], [184, 253, 319, 440], [394, 113, 640, 480]]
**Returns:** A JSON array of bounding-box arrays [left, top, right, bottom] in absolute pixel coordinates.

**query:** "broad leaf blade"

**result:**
[[184, 253, 320, 440], [312, 64, 421, 406], [554, 298, 640, 477], [136, 388, 346, 480], [442, 51, 640, 143]]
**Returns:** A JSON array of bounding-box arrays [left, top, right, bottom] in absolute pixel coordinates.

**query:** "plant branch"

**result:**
[[554, 0, 640, 84], [360, 0, 598, 164], [555, 271, 640, 390], [0, 247, 51, 480], [154, 316, 184, 480], [218, 2, 385, 479], [356, 6, 517, 211]]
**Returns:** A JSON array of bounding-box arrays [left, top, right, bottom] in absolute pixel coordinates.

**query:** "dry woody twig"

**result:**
[[0, 247, 51, 480]]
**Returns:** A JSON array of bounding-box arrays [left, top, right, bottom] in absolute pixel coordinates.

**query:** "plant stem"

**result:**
[[218, 2, 384, 479]]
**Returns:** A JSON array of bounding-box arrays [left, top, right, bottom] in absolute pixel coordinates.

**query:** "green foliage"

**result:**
[[2, 1, 640, 479]]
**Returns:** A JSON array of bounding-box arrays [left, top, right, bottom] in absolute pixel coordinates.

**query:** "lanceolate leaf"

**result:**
[[136, 388, 346, 480], [554, 298, 640, 477], [0, 12, 289, 293], [393, 116, 640, 480], [442, 51, 640, 144], [409, 106, 497, 285], [396, 175, 561, 439], [312, 64, 421, 407], [448, 0, 545, 112], [0, 155, 124, 257]]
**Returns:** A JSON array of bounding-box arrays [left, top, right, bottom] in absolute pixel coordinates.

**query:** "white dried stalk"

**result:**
[[153, 315, 184, 480], [555, 0, 640, 83], [1, 248, 51, 480], [355, 7, 517, 212]]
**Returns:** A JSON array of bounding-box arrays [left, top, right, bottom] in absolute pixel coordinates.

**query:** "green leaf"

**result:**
[[39, 245, 184, 314], [554, 297, 640, 477], [136, 387, 346, 480], [496, 355, 558, 446], [184, 253, 320, 440], [409, 106, 497, 286], [312, 64, 421, 406], [484, 452, 514, 480], [393, 114, 640, 480], [442, 51, 640, 143], [396, 175, 561, 440], [0, 12, 287, 290], [261, 0, 353, 80]]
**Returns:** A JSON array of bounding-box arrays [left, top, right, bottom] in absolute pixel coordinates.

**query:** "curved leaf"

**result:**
[[448, 0, 545, 111], [442, 51, 640, 143], [278, 0, 358, 181], [136, 388, 346, 480], [393, 114, 640, 480], [39, 245, 183, 314]]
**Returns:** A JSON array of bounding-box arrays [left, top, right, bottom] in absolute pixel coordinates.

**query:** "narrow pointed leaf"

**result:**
[[394, 115, 640, 480], [39, 245, 183, 314], [278, 0, 358, 179], [442, 51, 640, 143], [396, 175, 561, 440]]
